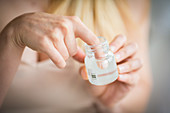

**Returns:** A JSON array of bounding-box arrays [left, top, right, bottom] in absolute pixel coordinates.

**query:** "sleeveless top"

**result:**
[[1, 47, 101, 113]]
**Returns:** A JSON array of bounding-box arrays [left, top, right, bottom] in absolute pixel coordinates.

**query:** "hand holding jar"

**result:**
[[80, 34, 142, 107]]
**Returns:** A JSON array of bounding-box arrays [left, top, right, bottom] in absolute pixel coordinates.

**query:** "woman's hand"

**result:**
[[80, 35, 142, 108], [6, 12, 98, 68], [0, 12, 100, 106]]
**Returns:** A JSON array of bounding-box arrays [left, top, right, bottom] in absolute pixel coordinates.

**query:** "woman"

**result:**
[[0, 0, 152, 113]]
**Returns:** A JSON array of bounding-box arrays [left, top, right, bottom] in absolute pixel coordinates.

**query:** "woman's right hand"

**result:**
[[5, 12, 98, 68]]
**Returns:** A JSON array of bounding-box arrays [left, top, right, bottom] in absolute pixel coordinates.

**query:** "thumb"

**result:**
[[73, 46, 85, 63], [79, 66, 88, 80]]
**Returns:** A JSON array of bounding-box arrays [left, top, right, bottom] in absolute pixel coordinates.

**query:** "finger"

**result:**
[[64, 28, 78, 56], [51, 28, 69, 60], [73, 46, 85, 63], [69, 16, 100, 45], [80, 66, 88, 80], [85, 36, 109, 69], [118, 59, 142, 74], [109, 34, 127, 53], [118, 73, 139, 85], [69, 17, 106, 68], [60, 19, 78, 56], [115, 42, 138, 63], [45, 43, 66, 68]]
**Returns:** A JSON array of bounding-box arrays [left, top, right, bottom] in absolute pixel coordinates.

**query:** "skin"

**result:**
[[0, 11, 99, 104], [80, 35, 142, 109], [0, 0, 151, 113]]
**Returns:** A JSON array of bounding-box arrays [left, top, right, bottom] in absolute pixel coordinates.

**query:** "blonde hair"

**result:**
[[47, 0, 148, 48]]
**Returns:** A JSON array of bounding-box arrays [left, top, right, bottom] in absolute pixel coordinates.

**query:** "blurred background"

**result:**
[[0, 0, 170, 112], [146, 0, 170, 113]]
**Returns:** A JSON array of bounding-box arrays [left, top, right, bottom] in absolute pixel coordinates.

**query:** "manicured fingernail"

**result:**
[[118, 64, 129, 73], [115, 53, 121, 62], [110, 46, 116, 53], [81, 69, 86, 76], [97, 60, 109, 69], [126, 43, 138, 54], [131, 59, 142, 69], [81, 68, 88, 80], [118, 35, 127, 42]]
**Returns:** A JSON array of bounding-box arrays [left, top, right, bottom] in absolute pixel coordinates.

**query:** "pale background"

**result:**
[[146, 0, 170, 113]]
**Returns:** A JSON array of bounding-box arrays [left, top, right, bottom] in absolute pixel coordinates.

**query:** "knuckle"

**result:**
[[52, 32, 62, 43], [39, 36, 48, 48], [38, 36, 50, 53], [60, 19, 72, 33], [61, 18, 72, 27], [51, 28, 64, 42]]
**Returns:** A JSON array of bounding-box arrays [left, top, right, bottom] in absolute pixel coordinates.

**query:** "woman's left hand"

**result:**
[[79, 34, 142, 107]]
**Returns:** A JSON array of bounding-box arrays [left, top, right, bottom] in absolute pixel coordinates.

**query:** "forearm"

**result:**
[[0, 26, 24, 106]]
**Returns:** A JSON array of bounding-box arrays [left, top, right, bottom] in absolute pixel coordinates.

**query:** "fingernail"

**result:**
[[131, 59, 142, 69], [126, 43, 138, 54], [110, 46, 116, 53], [81, 68, 88, 79], [115, 53, 121, 62], [118, 64, 129, 73], [81, 69, 86, 76], [97, 60, 109, 69], [118, 34, 127, 42]]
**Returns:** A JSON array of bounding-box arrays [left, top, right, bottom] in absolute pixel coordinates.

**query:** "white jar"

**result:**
[[84, 36, 118, 86]]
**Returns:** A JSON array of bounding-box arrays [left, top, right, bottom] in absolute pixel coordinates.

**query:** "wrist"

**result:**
[[0, 22, 25, 58], [0, 20, 25, 50], [0, 21, 24, 106]]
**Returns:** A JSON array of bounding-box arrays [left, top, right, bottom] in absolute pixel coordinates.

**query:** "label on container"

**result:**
[[88, 69, 97, 80]]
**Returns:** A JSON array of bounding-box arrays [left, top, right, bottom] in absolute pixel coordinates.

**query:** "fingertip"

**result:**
[[115, 34, 127, 43], [132, 59, 143, 70], [80, 66, 88, 80], [57, 61, 66, 69], [109, 34, 127, 53], [46, 45, 67, 69], [110, 45, 116, 53], [120, 34, 127, 42], [117, 74, 128, 82]]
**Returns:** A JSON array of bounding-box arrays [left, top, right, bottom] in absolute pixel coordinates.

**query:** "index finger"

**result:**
[[69, 16, 99, 45]]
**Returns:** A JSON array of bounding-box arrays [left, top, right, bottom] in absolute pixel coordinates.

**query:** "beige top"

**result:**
[[1, 47, 103, 113]]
